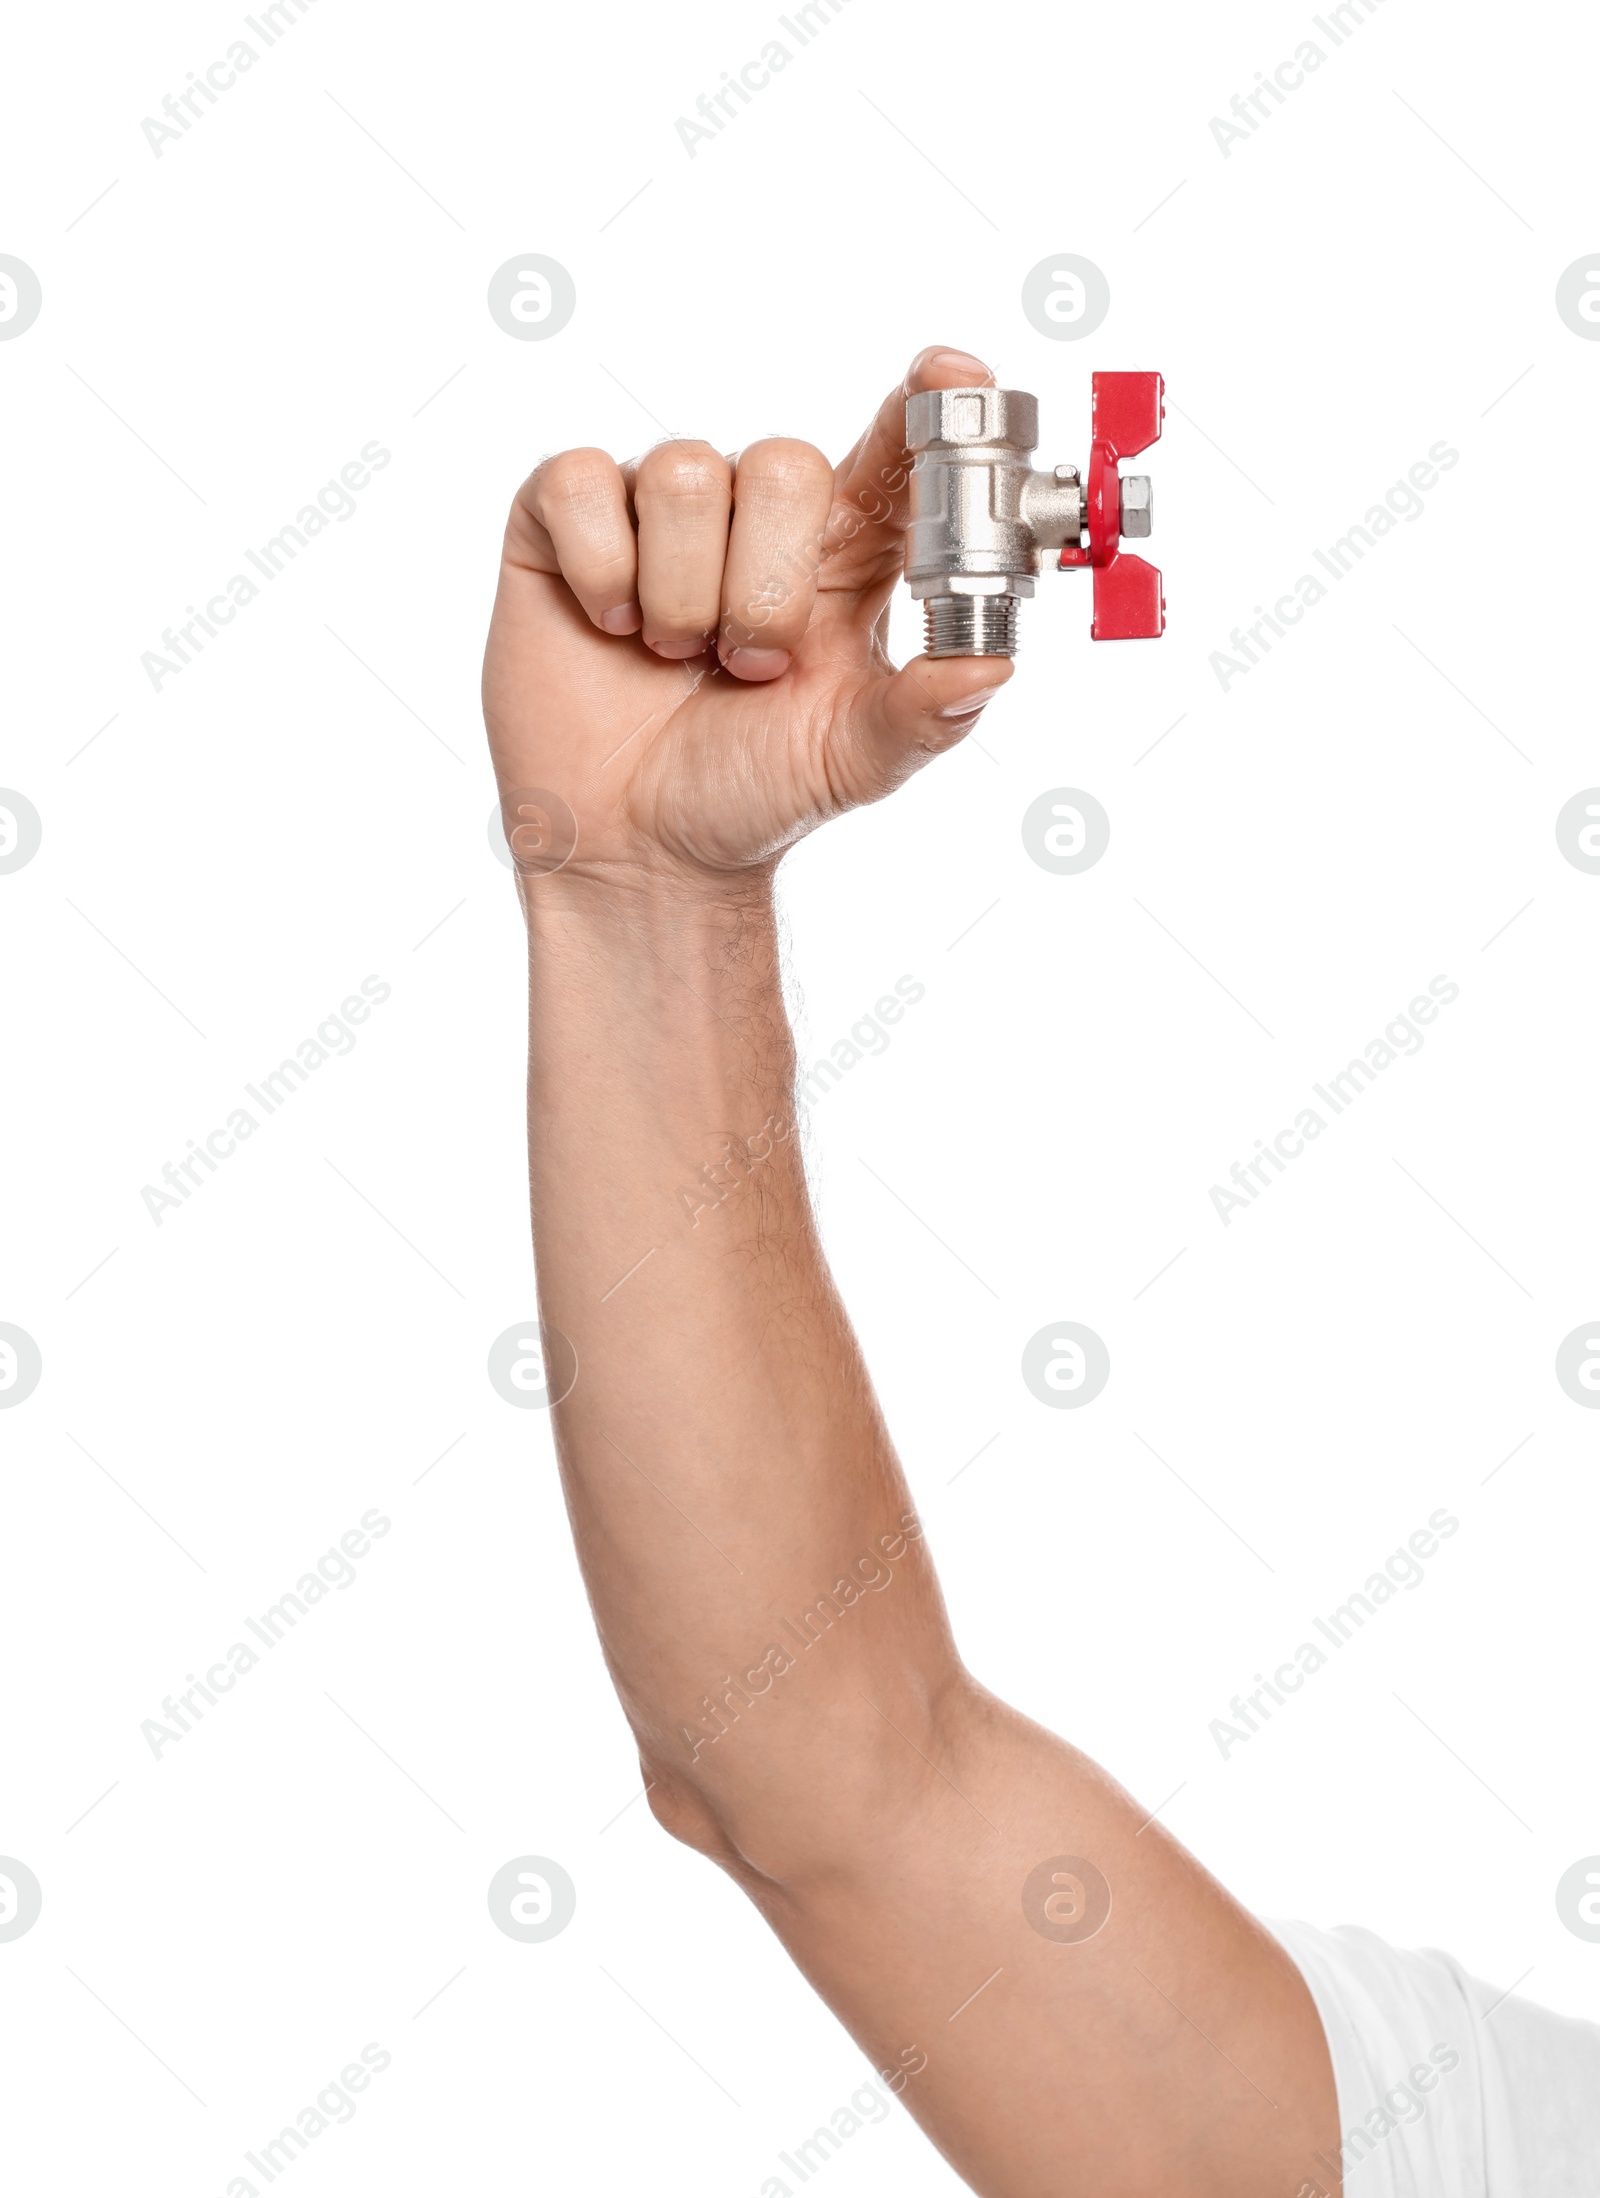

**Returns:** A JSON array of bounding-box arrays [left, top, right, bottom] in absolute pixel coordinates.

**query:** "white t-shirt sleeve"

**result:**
[[1269, 1916, 1600, 2196]]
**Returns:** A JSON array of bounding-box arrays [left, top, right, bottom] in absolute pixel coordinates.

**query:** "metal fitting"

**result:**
[[903, 379, 1163, 654], [904, 387, 1084, 657]]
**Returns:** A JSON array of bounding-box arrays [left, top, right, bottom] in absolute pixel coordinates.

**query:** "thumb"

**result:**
[[837, 654, 1013, 802], [826, 345, 996, 591]]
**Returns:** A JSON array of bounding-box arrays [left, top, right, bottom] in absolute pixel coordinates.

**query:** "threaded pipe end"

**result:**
[[923, 594, 1021, 658]]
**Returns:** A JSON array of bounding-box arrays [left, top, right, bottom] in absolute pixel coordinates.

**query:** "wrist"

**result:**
[[520, 855, 788, 1037], [519, 854, 777, 941]]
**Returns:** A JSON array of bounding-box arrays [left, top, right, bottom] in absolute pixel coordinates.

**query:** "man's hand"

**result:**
[[482, 346, 1013, 884]]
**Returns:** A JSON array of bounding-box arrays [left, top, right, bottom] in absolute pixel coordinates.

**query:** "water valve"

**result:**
[[904, 372, 1165, 656]]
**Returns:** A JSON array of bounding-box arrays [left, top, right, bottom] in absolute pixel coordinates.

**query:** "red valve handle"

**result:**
[[1059, 371, 1166, 640]]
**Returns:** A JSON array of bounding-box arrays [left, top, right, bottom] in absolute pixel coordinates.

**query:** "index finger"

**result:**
[[823, 345, 996, 589]]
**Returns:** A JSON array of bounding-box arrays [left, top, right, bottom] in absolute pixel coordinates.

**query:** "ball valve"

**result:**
[[904, 371, 1165, 656]]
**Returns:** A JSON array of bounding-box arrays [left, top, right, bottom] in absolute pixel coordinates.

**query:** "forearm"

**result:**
[[525, 870, 960, 1862], [525, 872, 1334, 2190]]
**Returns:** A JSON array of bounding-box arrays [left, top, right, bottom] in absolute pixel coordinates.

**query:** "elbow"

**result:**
[[636, 1663, 983, 1893], [641, 1761, 748, 1868]]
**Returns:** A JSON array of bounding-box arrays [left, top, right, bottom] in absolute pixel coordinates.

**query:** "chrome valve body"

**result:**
[[904, 385, 1152, 656]]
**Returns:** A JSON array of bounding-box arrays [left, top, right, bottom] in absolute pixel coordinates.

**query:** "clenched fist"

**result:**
[[482, 346, 1013, 887]]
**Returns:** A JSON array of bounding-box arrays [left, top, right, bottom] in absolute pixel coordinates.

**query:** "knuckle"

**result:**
[[648, 594, 718, 632], [535, 446, 623, 518], [637, 440, 730, 500], [736, 437, 832, 498]]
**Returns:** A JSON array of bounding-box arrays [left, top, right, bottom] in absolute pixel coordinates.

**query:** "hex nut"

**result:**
[[905, 386, 1039, 453], [1119, 474, 1153, 537]]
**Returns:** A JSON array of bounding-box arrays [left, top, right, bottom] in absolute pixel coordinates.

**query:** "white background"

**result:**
[[2, 0, 1597, 2190]]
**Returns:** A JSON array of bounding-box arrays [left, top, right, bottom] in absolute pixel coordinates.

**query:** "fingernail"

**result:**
[[722, 647, 791, 682], [936, 678, 1008, 717], [645, 635, 713, 659], [600, 604, 642, 634], [926, 348, 993, 384]]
